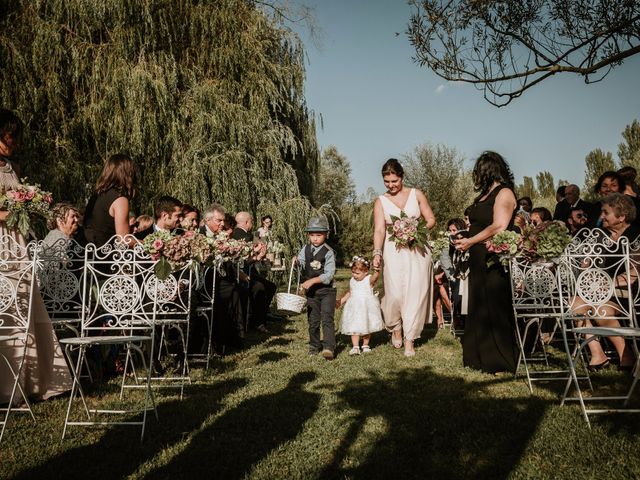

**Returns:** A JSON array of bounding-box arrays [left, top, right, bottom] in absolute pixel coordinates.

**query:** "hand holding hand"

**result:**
[[372, 255, 382, 270]]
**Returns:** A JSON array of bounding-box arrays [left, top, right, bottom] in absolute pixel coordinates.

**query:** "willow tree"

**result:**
[[0, 0, 319, 250]]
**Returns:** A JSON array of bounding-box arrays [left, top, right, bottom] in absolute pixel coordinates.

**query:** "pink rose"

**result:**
[[152, 239, 164, 250]]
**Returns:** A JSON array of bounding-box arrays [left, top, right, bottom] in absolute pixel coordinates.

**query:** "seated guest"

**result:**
[[513, 210, 529, 233], [592, 171, 626, 228], [571, 193, 638, 371], [128, 211, 137, 233], [201, 204, 226, 237], [530, 207, 552, 227], [199, 204, 245, 350], [135, 195, 183, 240], [556, 185, 566, 203], [553, 184, 593, 224], [517, 197, 533, 214], [223, 213, 236, 235], [42, 202, 80, 249], [134, 214, 153, 234], [257, 215, 273, 238], [618, 166, 640, 197], [179, 204, 200, 233], [232, 212, 276, 333], [617, 167, 640, 226], [566, 206, 589, 236]]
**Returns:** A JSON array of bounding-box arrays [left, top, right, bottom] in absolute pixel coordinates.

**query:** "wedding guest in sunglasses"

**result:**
[[566, 207, 589, 236]]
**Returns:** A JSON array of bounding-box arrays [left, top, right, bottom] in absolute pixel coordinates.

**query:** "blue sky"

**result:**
[[296, 1, 640, 195]]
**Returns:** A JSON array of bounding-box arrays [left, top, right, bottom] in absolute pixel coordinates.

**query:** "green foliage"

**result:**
[[516, 176, 536, 199], [584, 148, 615, 198], [618, 119, 640, 170], [0, 0, 318, 223], [335, 200, 375, 264], [404, 143, 474, 226], [535, 171, 555, 199], [315, 145, 356, 210]]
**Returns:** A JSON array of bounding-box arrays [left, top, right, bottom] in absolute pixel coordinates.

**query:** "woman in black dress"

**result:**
[[82, 153, 136, 246], [454, 151, 518, 374]]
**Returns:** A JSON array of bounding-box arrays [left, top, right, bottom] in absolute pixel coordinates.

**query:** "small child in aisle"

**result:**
[[337, 256, 384, 355], [294, 217, 337, 360]]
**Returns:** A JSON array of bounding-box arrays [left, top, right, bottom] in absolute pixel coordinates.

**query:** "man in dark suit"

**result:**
[[232, 212, 276, 333], [198, 204, 245, 352], [553, 184, 594, 225], [135, 195, 183, 240]]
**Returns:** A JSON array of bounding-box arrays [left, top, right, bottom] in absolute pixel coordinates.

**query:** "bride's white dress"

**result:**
[[379, 188, 433, 340]]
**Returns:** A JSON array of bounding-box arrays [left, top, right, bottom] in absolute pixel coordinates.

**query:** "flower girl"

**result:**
[[337, 256, 385, 355]]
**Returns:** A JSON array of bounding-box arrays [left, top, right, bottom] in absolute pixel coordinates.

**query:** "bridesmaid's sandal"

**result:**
[[404, 340, 415, 357]]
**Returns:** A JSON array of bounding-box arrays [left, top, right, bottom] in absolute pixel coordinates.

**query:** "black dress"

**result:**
[[82, 188, 123, 246], [463, 185, 518, 374]]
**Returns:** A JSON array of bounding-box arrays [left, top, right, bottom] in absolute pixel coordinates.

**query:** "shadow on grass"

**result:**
[[320, 367, 550, 480], [257, 351, 289, 363], [146, 371, 319, 479], [12, 377, 248, 480]]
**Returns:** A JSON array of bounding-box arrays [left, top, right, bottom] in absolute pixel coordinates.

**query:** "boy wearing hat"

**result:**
[[294, 217, 337, 360]]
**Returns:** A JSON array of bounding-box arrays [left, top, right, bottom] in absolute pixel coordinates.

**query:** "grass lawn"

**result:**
[[2, 268, 640, 479]]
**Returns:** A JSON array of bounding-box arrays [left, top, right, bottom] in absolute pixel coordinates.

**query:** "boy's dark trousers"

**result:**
[[306, 287, 336, 352]]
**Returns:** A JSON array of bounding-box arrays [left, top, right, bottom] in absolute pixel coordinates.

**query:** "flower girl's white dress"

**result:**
[[341, 275, 384, 335]]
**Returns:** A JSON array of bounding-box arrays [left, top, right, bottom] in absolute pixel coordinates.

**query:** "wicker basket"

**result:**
[[275, 262, 306, 315]]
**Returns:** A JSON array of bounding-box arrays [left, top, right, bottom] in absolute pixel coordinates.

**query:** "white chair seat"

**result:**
[[60, 335, 151, 346], [571, 327, 640, 337], [0, 334, 23, 343]]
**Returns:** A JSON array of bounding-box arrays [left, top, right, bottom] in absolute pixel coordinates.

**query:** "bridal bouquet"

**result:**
[[0, 180, 53, 237], [387, 211, 428, 250]]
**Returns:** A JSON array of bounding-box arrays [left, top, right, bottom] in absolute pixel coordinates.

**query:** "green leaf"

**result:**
[[154, 257, 172, 280], [18, 212, 30, 237]]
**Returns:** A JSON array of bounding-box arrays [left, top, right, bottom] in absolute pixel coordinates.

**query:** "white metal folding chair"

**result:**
[[139, 261, 194, 399], [36, 238, 92, 380], [557, 229, 640, 426], [509, 256, 570, 392], [0, 236, 38, 444], [59, 236, 158, 441], [194, 263, 218, 370]]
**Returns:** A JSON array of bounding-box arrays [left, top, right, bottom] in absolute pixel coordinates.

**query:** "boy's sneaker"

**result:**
[[348, 346, 360, 356], [321, 349, 334, 360]]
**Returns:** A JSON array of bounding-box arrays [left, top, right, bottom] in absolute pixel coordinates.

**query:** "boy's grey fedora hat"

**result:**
[[305, 217, 330, 232]]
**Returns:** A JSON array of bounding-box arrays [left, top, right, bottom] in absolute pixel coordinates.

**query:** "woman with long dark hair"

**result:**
[[454, 151, 518, 374], [82, 153, 136, 246]]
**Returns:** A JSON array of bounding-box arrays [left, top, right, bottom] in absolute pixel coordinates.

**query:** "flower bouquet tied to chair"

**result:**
[[485, 220, 571, 267]]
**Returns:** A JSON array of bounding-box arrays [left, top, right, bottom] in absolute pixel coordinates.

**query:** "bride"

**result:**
[[372, 159, 436, 356]]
